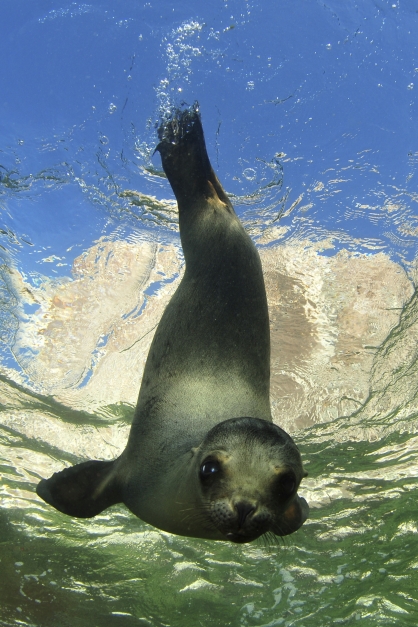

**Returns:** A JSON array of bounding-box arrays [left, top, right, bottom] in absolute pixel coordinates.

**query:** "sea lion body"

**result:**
[[37, 104, 308, 543]]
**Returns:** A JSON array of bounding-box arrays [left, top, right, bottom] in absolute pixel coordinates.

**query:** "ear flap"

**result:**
[[36, 459, 122, 518]]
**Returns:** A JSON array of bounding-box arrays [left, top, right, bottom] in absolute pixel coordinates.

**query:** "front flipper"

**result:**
[[36, 460, 122, 518], [278, 495, 309, 536]]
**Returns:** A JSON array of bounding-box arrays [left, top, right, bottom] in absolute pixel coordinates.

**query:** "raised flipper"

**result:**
[[36, 460, 122, 518], [157, 102, 232, 209]]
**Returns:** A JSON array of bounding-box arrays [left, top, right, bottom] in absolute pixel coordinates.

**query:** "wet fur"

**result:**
[[37, 103, 308, 543]]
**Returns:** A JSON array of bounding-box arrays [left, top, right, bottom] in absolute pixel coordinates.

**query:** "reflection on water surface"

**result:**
[[1, 231, 418, 626]]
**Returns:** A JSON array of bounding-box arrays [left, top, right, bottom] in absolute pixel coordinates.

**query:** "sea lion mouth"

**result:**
[[225, 532, 260, 544]]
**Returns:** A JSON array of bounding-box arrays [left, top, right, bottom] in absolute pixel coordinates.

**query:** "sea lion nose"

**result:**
[[235, 502, 256, 527]]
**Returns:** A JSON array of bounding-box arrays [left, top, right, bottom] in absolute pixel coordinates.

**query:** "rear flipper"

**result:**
[[36, 460, 122, 518], [157, 102, 232, 209]]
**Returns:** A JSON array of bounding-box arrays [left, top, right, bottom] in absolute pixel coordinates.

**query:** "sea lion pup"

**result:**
[[37, 103, 309, 543]]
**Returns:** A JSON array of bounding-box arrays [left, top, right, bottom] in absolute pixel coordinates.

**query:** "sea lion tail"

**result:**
[[36, 459, 122, 518]]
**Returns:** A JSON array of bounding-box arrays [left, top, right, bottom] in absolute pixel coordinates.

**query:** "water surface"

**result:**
[[1, 1, 417, 625]]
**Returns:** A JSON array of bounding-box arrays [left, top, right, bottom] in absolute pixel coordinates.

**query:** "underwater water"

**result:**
[[1, 0, 418, 625]]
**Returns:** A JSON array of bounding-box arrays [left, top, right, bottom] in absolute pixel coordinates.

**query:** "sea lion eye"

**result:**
[[200, 460, 220, 479], [277, 471, 296, 496]]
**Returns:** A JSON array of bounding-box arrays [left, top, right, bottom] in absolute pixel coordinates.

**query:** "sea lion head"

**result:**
[[195, 417, 308, 544]]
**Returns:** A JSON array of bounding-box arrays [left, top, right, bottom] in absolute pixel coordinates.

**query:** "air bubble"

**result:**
[[243, 168, 256, 181]]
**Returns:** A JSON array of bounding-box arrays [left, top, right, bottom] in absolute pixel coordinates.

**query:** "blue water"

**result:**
[[1, 1, 418, 625]]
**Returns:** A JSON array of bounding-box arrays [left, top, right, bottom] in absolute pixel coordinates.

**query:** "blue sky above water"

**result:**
[[0, 0, 417, 277]]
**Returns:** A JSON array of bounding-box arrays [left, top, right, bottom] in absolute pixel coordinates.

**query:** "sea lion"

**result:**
[[36, 103, 309, 543]]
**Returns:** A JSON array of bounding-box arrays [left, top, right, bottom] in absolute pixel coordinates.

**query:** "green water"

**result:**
[[1, 399, 417, 625]]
